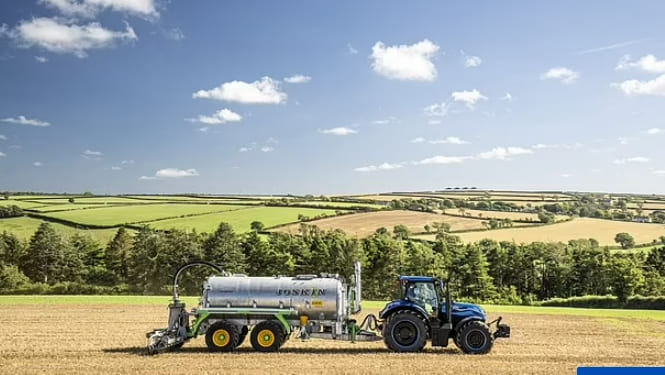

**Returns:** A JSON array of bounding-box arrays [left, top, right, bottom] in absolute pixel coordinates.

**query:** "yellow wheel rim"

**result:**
[[257, 329, 275, 348], [212, 329, 230, 347]]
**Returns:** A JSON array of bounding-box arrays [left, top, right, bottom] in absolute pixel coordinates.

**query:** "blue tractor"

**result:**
[[379, 276, 510, 354]]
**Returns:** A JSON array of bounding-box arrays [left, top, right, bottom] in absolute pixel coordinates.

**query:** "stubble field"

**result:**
[[1, 297, 664, 375]]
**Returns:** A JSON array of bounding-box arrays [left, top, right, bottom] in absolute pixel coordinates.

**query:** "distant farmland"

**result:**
[[415, 217, 665, 246]]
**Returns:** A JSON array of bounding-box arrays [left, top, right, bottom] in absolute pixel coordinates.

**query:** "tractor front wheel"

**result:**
[[455, 321, 494, 354], [383, 310, 427, 353]]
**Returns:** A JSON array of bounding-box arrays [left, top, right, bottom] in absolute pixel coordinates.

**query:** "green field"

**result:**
[[0, 217, 122, 242], [39, 203, 250, 226], [30, 203, 123, 212], [0, 200, 47, 209], [2, 296, 663, 320], [148, 206, 343, 233]]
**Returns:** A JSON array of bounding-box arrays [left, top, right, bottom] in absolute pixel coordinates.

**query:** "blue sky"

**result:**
[[1, 1, 665, 195]]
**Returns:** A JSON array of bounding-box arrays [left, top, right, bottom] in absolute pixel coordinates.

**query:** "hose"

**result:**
[[358, 314, 380, 332]]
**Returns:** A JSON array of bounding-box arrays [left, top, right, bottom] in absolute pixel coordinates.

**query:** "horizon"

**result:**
[[2, 1, 665, 195]]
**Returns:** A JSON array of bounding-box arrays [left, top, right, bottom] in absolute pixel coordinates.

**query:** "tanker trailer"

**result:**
[[147, 261, 509, 354]]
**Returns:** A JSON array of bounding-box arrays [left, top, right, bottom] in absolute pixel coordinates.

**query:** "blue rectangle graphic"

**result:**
[[578, 368, 665, 375]]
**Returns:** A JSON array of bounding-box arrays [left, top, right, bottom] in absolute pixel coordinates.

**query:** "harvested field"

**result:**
[[0, 296, 664, 375], [417, 218, 665, 246], [274, 210, 485, 236], [448, 209, 569, 222]]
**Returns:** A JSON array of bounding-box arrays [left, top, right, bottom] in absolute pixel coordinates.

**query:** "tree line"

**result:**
[[1, 221, 664, 305]]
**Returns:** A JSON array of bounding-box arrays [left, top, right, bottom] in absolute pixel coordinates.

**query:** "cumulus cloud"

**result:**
[[410, 137, 425, 143], [186, 108, 242, 125], [477, 147, 532, 160], [616, 54, 665, 74], [33, 161, 43, 167], [141, 168, 199, 180], [354, 162, 404, 172], [284, 74, 311, 84], [613, 74, 665, 96], [613, 156, 650, 164], [646, 128, 663, 135], [121, 159, 134, 164], [463, 55, 482, 68], [319, 127, 357, 136], [451, 89, 487, 108], [540, 67, 579, 84], [0, 152, 6, 157], [1, 115, 50, 127], [423, 102, 448, 117], [4, 18, 137, 58], [260, 146, 274, 152], [34, 56, 48, 63], [501, 92, 513, 101], [413, 155, 470, 165], [428, 136, 469, 145], [532, 142, 583, 150], [38, 0, 158, 18], [371, 39, 439, 81], [193, 77, 287, 104]]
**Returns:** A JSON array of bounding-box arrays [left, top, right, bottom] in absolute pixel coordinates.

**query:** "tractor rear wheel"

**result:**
[[250, 321, 284, 352], [383, 310, 427, 352], [205, 321, 239, 352], [456, 321, 494, 354]]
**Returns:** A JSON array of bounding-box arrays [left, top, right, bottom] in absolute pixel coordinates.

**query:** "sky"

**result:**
[[1, 1, 665, 195]]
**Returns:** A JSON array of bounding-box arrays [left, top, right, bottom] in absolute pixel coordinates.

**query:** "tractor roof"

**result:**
[[397, 276, 437, 283]]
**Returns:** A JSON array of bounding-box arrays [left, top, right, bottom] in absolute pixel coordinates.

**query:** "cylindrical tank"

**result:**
[[203, 275, 346, 321]]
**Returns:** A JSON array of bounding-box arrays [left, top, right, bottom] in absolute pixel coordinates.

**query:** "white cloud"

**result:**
[[578, 40, 643, 55], [429, 136, 469, 145], [1, 115, 50, 127], [372, 116, 398, 125], [0, 152, 6, 157], [193, 77, 287, 104], [532, 143, 552, 149], [121, 159, 134, 164], [260, 146, 274, 152], [6, 18, 137, 58], [423, 102, 448, 117], [187, 108, 242, 125], [561, 173, 571, 178], [464, 55, 482, 68], [613, 74, 665, 96], [413, 155, 469, 165], [141, 168, 199, 180], [320, 127, 357, 136], [38, 0, 158, 18], [427, 119, 442, 125], [501, 92, 513, 101], [477, 147, 533, 160], [646, 128, 663, 135], [653, 170, 665, 175], [371, 39, 439, 81], [284, 74, 311, 84], [0, 134, 6, 140], [614, 156, 650, 164], [410, 137, 425, 143], [34, 56, 48, 63], [164, 27, 184, 41], [532, 142, 583, 150], [111, 166, 121, 170], [82, 149, 103, 158], [346, 43, 358, 55], [616, 54, 665, 74], [33, 161, 43, 167], [354, 162, 404, 172], [540, 67, 579, 84], [451, 89, 487, 108]]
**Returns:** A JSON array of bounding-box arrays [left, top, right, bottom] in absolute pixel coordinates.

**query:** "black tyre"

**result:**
[[383, 310, 427, 352], [236, 326, 249, 348], [250, 321, 284, 352], [205, 321, 239, 352], [456, 321, 494, 354]]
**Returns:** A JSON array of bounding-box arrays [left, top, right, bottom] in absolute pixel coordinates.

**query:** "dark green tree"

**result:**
[[22, 223, 66, 284]]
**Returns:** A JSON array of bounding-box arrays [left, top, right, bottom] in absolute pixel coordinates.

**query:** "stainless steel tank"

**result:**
[[203, 275, 346, 321]]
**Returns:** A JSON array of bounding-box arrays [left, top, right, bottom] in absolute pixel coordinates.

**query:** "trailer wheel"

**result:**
[[383, 310, 427, 353], [456, 321, 494, 354], [250, 321, 284, 352], [236, 326, 248, 348], [205, 321, 239, 352]]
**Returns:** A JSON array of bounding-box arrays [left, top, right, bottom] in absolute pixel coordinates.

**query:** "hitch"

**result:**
[[488, 316, 511, 339]]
